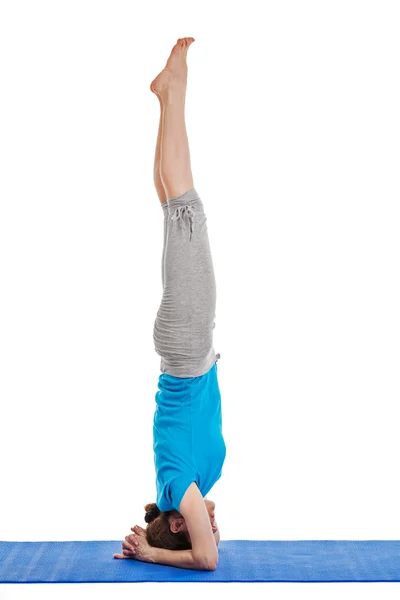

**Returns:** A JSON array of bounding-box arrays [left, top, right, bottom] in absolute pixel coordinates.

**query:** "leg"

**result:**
[[151, 38, 195, 289], [159, 93, 194, 199], [151, 92, 168, 286], [152, 93, 167, 204], [154, 188, 218, 378], [150, 38, 219, 378], [151, 38, 195, 199]]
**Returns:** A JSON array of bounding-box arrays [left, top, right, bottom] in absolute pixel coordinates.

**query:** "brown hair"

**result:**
[[144, 502, 192, 550]]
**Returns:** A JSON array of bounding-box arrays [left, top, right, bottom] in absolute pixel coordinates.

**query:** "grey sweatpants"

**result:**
[[153, 188, 220, 378]]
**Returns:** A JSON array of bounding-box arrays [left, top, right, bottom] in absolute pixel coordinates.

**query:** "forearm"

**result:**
[[214, 526, 221, 546], [151, 547, 214, 571]]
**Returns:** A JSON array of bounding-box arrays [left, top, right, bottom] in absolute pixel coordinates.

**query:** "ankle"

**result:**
[[160, 84, 187, 106]]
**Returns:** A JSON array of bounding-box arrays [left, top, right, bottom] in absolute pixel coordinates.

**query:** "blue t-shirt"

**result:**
[[153, 361, 226, 512]]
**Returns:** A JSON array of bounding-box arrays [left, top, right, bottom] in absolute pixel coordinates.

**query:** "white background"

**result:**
[[1, 0, 399, 597]]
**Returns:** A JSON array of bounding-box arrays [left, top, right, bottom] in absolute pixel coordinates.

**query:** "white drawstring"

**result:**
[[170, 205, 196, 242]]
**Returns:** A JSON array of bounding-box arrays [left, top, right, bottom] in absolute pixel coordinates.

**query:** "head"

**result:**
[[144, 499, 216, 550]]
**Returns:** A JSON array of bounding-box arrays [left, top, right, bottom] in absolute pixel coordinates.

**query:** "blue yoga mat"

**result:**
[[1, 540, 399, 583]]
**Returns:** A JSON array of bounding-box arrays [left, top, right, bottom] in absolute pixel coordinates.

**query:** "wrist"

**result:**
[[149, 546, 159, 564]]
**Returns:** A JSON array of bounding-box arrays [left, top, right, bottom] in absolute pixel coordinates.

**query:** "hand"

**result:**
[[113, 524, 154, 563]]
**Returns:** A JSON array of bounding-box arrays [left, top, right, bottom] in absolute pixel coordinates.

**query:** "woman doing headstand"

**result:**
[[114, 37, 226, 571]]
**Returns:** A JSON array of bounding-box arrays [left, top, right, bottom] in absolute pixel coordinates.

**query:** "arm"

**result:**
[[150, 516, 220, 569], [213, 521, 221, 547], [115, 525, 215, 569], [178, 482, 219, 568], [204, 496, 220, 547], [151, 547, 216, 570]]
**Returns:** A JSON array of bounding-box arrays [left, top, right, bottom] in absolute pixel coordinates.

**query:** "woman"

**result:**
[[114, 37, 226, 571]]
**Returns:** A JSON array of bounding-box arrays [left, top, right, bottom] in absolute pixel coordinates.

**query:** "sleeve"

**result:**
[[169, 470, 199, 513]]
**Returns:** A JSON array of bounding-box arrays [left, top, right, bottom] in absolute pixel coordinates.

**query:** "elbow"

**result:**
[[200, 561, 217, 571], [199, 553, 218, 571]]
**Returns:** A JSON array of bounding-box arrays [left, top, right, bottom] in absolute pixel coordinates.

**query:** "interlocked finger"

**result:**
[[125, 533, 138, 547], [122, 539, 136, 555]]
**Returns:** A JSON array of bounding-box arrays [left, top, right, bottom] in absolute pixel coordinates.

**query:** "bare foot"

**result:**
[[150, 37, 195, 99]]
